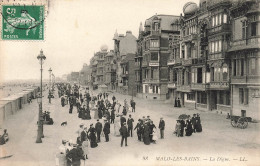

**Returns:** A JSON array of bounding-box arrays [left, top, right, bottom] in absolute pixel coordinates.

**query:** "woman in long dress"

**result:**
[[114, 115, 121, 136], [143, 122, 150, 145], [185, 118, 193, 136], [81, 137, 89, 159], [174, 120, 181, 137]]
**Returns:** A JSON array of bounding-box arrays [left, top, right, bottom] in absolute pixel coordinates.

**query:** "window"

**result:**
[[187, 93, 195, 101], [197, 68, 202, 83], [242, 21, 247, 39], [151, 52, 159, 61], [212, 16, 215, 27], [233, 59, 237, 76], [214, 41, 218, 53], [219, 14, 222, 25], [197, 92, 207, 104], [241, 59, 244, 76], [151, 68, 154, 79], [249, 58, 259, 75], [239, 88, 244, 104], [223, 65, 228, 81], [212, 42, 215, 53], [151, 40, 159, 47], [218, 40, 222, 52], [154, 23, 159, 31], [251, 22, 257, 36], [216, 15, 219, 26], [223, 13, 227, 23]]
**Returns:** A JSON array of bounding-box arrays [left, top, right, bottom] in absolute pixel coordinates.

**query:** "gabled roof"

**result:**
[[144, 14, 180, 31]]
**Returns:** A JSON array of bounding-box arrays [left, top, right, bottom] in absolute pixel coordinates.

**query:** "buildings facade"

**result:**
[[136, 14, 180, 100], [113, 31, 137, 93], [228, 0, 260, 119], [86, 0, 259, 120]]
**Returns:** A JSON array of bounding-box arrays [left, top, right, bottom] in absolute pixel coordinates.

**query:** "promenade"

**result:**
[[1, 89, 260, 166]]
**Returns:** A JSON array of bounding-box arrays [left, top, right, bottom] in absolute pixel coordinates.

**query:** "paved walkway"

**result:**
[[1, 89, 260, 166]]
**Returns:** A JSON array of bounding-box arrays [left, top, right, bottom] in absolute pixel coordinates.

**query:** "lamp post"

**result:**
[[48, 68, 52, 103], [52, 73, 55, 90], [36, 49, 46, 143]]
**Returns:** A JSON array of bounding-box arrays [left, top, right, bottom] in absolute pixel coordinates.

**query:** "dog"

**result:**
[[61, 121, 67, 126]]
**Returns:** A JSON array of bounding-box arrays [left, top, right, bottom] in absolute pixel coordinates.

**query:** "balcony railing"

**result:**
[[191, 83, 209, 90], [151, 31, 160, 36], [149, 62, 159, 66], [167, 59, 175, 65], [182, 59, 192, 66], [230, 37, 260, 50], [209, 81, 229, 89], [208, 24, 231, 35], [182, 34, 197, 42], [176, 84, 191, 92], [143, 79, 160, 84], [167, 82, 176, 89]]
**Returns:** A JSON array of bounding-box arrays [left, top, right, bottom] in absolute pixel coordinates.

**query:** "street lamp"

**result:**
[[48, 68, 52, 103], [36, 49, 46, 143]]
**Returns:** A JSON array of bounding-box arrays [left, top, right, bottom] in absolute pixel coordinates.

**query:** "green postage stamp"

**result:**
[[1, 5, 44, 40]]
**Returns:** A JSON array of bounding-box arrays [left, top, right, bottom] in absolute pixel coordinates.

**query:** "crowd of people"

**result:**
[[174, 114, 202, 137], [55, 83, 203, 166]]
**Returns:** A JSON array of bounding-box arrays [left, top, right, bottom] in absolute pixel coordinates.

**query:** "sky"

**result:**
[[0, 0, 200, 82]]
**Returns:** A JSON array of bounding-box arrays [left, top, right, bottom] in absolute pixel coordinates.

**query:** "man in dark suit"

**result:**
[[120, 115, 126, 127], [119, 122, 128, 147], [80, 127, 88, 144], [66, 144, 84, 166], [158, 117, 165, 139], [134, 119, 143, 141], [127, 115, 134, 137], [95, 119, 102, 143], [191, 114, 197, 133], [103, 119, 110, 142]]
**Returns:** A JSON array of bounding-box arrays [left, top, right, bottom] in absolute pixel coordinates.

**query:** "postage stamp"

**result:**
[[1, 5, 44, 40]]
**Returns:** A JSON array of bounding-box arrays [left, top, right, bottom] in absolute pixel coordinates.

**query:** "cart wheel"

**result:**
[[238, 117, 248, 129], [231, 119, 237, 127]]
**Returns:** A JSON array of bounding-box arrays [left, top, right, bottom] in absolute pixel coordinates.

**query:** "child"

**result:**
[[152, 128, 158, 143], [174, 120, 181, 137]]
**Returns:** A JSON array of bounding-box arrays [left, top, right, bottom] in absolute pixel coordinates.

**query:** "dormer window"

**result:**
[[154, 22, 159, 31]]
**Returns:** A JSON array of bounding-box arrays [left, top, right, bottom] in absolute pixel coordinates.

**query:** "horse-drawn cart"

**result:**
[[230, 115, 252, 129]]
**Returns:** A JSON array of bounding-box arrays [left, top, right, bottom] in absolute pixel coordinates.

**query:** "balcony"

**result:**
[[149, 62, 159, 67], [143, 79, 160, 84], [142, 61, 148, 67], [182, 34, 197, 42], [208, 24, 231, 35], [167, 82, 177, 89], [209, 81, 229, 90], [151, 31, 160, 36], [192, 58, 206, 65], [176, 84, 191, 92], [120, 71, 128, 78], [167, 59, 175, 66], [182, 59, 192, 66], [228, 37, 260, 52], [200, 37, 208, 46], [209, 52, 225, 60], [191, 83, 209, 91], [96, 72, 103, 76]]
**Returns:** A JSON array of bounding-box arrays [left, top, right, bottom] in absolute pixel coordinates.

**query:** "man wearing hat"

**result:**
[[119, 122, 128, 147], [95, 119, 102, 143], [120, 115, 126, 127], [127, 115, 134, 137], [159, 117, 165, 139], [103, 119, 110, 142], [191, 114, 197, 133], [80, 127, 88, 145], [134, 119, 143, 141], [66, 143, 84, 166]]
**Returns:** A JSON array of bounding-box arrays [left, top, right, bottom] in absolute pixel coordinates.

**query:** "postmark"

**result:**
[[1, 5, 44, 40]]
